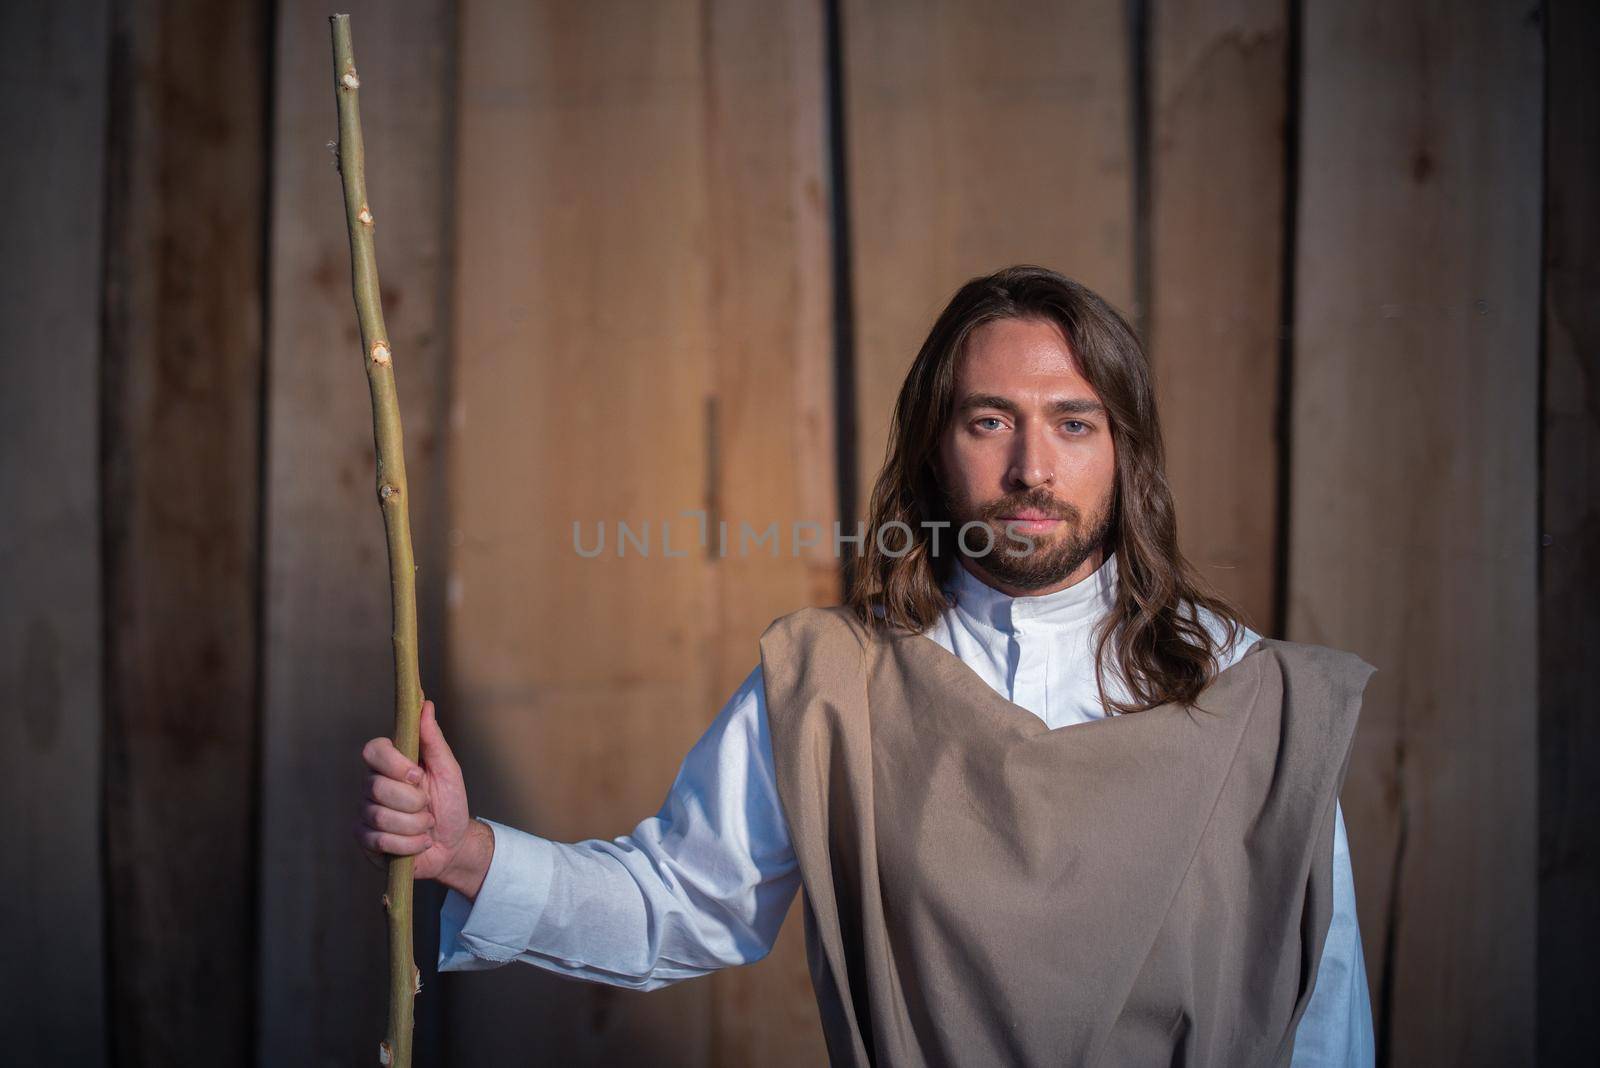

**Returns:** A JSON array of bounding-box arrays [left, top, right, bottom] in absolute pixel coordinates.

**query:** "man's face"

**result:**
[[935, 316, 1117, 596]]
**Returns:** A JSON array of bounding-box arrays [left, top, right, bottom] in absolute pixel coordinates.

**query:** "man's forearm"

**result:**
[[438, 817, 495, 901]]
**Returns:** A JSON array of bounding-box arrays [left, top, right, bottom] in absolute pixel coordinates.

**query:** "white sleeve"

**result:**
[[437, 664, 801, 990], [1289, 801, 1377, 1066]]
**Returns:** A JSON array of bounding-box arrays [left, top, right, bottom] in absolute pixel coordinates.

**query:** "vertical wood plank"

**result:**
[[1290, 3, 1541, 1061], [98, 0, 268, 1061], [0, 2, 112, 1063], [451, 3, 841, 1057], [1538, 0, 1599, 1061], [1148, 0, 1288, 630], [447, 2, 717, 1061], [259, 3, 455, 1063], [701, 2, 836, 1064], [843, 0, 1135, 515]]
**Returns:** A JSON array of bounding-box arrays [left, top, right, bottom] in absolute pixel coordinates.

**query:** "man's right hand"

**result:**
[[355, 698, 493, 898]]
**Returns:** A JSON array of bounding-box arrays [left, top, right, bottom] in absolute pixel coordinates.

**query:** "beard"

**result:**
[[939, 481, 1115, 592]]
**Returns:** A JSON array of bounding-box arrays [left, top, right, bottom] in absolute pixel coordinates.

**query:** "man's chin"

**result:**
[[974, 533, 1101, 588], [971, 552, 1081, 591]]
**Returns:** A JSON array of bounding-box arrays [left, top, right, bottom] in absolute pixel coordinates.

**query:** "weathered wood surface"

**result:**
[[1289, 2, 1542, 1062], [1539, 1, 1600, 1063], [258, 3, 456, 1063], [448, 2, 721, 1061], [0, 2, 1570, 1062], [842, 0, 1136, 517], [99, 0, 268, 1062], [697, 2, 837, 1064], [1148, 0, 1288, 631], [447, 2, 841, 1061], [0, 1, 112, 1063]]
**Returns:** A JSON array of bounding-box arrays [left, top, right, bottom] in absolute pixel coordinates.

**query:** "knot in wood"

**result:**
[[370, 341, 391, 365], [379, 483, 400, 502], [342, 70, 361, 90]]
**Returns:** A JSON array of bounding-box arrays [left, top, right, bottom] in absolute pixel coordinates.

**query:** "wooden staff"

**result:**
[[329, 13, 423, 1067]]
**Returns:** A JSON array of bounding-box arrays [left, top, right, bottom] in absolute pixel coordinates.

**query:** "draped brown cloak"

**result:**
[[758, 605, 1375, 1067]]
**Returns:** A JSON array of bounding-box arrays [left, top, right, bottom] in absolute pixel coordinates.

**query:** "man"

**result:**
[[357, 265, 1376, 1065]]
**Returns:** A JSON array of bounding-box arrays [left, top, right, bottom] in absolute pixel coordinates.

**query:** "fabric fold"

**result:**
[[760, 605, 1374, 1068]]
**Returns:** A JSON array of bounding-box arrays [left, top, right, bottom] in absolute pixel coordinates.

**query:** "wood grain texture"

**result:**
[[699, 3, 836, 1064], [1289, 2, 1542, 1062], [98, 0, 267, 1061], [1538, 1, 1599, 1062], [0, 1, 112, 1063], [446, 3, 719, 1061], [258, 3, 455, 1063], [447, 2, 841, 1059], [1148, 0, 1287, 631], [842, 0, 1135, 517]]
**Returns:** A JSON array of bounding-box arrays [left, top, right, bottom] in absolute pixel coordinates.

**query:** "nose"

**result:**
[[1005, 421, 1054, 490]]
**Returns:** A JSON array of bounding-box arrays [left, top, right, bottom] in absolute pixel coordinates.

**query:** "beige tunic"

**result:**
[[759, 605, 1375, 1067]]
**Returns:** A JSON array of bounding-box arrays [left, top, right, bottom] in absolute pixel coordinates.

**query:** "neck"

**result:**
[[958, 542, 1108, 598]]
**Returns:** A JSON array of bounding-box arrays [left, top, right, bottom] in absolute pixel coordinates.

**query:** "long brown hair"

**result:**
[[845, 264, 1250, 714]]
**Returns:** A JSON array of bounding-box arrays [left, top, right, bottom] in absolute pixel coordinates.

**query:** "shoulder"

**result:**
[[1260, 639, 1378, 700], [760, 604, 874, 652], [758, 605, 886, 734], [1205, 625, 1377, 752]]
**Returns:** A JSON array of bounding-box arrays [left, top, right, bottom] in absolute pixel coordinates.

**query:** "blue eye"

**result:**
[[975, 417, 1004, 431], [1064, 420, 1088, 434]]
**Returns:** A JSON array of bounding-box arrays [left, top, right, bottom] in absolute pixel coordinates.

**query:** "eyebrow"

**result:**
[[957, 392, 1106, 418]]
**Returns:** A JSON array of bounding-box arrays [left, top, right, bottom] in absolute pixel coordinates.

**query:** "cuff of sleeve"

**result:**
[[438, 885, 498, 972], [436, 817, 558, 970]]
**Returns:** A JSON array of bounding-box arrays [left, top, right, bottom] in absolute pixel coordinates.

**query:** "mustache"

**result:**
[[977, 491, 1077, 522]]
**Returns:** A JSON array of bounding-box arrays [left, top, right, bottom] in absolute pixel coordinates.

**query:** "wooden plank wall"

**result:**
[[1539, 1, 1600, 1063], [445, 1, 835, 1060], [445, 2, 716, 1061], [259, 2, 456, 1064], [1148, 0, 1288, 631], [0, 1, 112, 1063], [98, 0, 268, 1063], [697, 3, 838, 1064], [843, 0, 1135, 511], [1289, 2, 1543, 1064], [0, 1, 1572, 1064]]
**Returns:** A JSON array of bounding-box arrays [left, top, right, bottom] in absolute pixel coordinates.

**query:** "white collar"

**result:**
[[942, 550, 1119, 635]]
